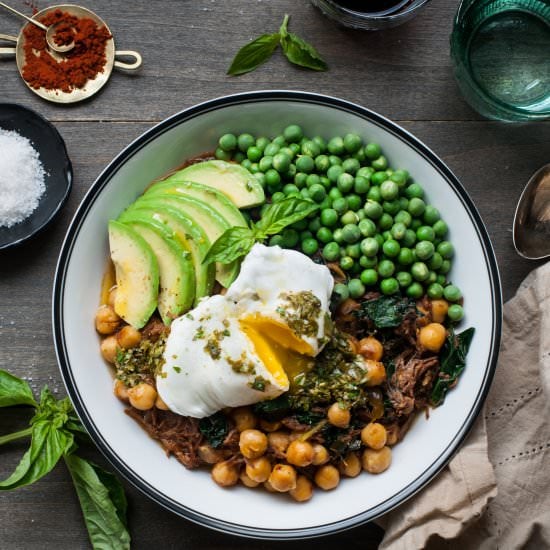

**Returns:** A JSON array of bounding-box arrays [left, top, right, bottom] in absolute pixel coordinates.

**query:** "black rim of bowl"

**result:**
[[53, 90, 502, 540], [0, 103, 73, 250]]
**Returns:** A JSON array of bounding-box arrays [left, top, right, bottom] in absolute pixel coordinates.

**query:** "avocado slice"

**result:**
[[117, 213, 195, 325], [131, 194, 240, 288], [164, 160, 265, 208], [108, 220, 159, 329], [145, 180, 248, 228], [122, 202, 215, 304]]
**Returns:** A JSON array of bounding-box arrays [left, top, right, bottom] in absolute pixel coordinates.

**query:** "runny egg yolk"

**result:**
[[239, 315, 315, 387]]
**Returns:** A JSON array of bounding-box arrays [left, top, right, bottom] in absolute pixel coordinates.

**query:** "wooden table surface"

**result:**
[[1, 0, 549, 547]]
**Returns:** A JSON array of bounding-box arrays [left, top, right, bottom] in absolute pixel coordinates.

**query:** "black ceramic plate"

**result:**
[[0, 103, 72, 250]]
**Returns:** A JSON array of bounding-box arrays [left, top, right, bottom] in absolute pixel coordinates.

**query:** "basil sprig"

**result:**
[[0, 370, 130, 549], [203, 197, 319, 266], [227, 14, 327, 76]]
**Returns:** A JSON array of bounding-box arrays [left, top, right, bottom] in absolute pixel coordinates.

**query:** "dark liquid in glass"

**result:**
[[333, 0, 412, 13]]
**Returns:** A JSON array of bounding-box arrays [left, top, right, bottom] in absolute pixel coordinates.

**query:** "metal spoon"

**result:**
[[512, 164, 550, 259], [0, 1, 74, 53]]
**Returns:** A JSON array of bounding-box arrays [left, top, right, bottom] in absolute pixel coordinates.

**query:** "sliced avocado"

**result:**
[[164, 160, 265, 208], [123, 202, 215, 304], [117, 213, 195, 325], [145, 180, 247, 228], [130, 194, 240, 288], [108, 220, 159, 329]]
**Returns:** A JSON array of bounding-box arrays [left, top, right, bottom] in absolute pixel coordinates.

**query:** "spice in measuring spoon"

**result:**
[[21, 9, 111, 93]]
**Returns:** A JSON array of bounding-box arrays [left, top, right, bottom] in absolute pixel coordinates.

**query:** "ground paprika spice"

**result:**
[[21, 9, 111, 93]]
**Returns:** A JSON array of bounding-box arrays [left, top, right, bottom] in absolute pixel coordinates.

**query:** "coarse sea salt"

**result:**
[[0, 129, 46, 228]]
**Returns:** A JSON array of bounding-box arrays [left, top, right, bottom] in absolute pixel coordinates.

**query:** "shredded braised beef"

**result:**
[[141, 317, 169, 342]]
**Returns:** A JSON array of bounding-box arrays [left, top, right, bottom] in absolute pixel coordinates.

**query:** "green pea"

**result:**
[[326, 136, 344, 155], [408, 197, 426, 217], [433, 219, 448, 238], [357, 209, 366, 220], [411, 219, 422, 230], [283, 183, 299, 196], [394, 210, 412, 227], [309, 184, 327, 203], [301, 140, 321, 158], [284, 164, 297, 180], [411, 261, 430, 281], [246, 146, 261, 162], [370, 171, 387, 186], [399, 197, 409, 211], [342, 158, 360, 175], [308, 217, 321, 233], [300, 187, 311, 200], [301, 238, 319, 255], [328, 155, 342, 166], [428, 252, 443, 270], [383, 200, 401, 216], [331, 197, 347, 215], [383, 239, 401, 258], [382, 230, 392, 241], [322, 242, 340, 261], [396, 271, 412, 288], [337, 173, 355, 193], [353, 175, 370, 194], [367, 186, 382, 203], [346, 243, 361, 259], [440, 259, 452, 274], [289, 143, 300, 155], [294, 172, 308, 188], [254, 137, 269, 151], [374, 234, 385, 247], [321, 209, 338, 227], [371, 155, 388, 171], [380, 277, 399, 295], [342, 224, 361, 243], [315, 155, 330, 173], [329, 187, 343, 201], [257, 156, 272, 173], [320, 176, 331, 189], [237, 133, 255, 152], [360, 268, 378, 286], [254, 172, 266, 187], [380, 180, 399, 200], [406, 282, 424, 299], [378, 213, 394, 231], [397, 247, 414, 265], [300, 230, 313, 242], [378, 259, 395, 278], [233, 151, 246, 164], [360, 237, 379, 257], [364, 143, 382, 160], [423, 205, 440, 225], [283, 124, 303, 143], [327, 165, 344, 183], [443, 284, 462, 302], [333, 283, 350, 303], [353, 149, 366, 163], [219, 133, 237, 151], [404, 183, 424, 199], [347, 194, 362, 212], [272, 135, 287, 147], [357, 166, 373, 179], [447, 304, 464, 321], [215, 147, 232, 161], [360, 256, 378, 268], [249, 162, 260, 174], [436, 274, 446, 286], [264, 143, 280, 157], [333, 228, 345, 244], [427, 270, 437, 284], [312, 136, 326, 152], [359, 219, 377, 237], [391, 222, 407, 240], [427, 282, 444, 299], [364, 200, 383, 220], [415, 240, 435, 261], [269, 234, 284, 247], [316, 227, 333, 244], [342, 133, 362, 153], [402, 229, 416, 247], [348, 278, 365, 298], [390, 169, 409, 187], [340, 256, 354, 271], [341, 211, 359, 225], [272, 153, 290, 173], [281, 228, 299, 248], [437, 241, 454, 259]]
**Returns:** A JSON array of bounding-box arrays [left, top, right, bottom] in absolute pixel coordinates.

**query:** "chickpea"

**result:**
[[347, 335, 359, 354], [211, 460, 239, 487], [239, 429, 268, 459], [113, 379, 129, 402], [231, 407, 257, 431], [259, 419, 282, 432], [155, 394, 170, 411], [127, 383, 157, 410], [286, 440, 314, 467], [198, 444, 225, 464], [385, 425, 399, 446], [361, 423, 387, 450], [268, 431, 290, 455], [95, 305, 120, 335], [107, 286, 117, 309], [418, 323, 447, 353], [245, 456, 272, 483], [338, 452, 362, 478], [312, 444, 330, 466], [263, 479, 277, 493], [314, 464, 340, 490], [431, 299, 449, 323], [358, 337, 384, 361], [362, 446, 392, 474], [268, 464, 297, 492], [364, 360, 387, 386], [240, 470, 259, 488], [290, 475, 314, 502], [327, 402, 351, 428], [100, 335, 118, 363], [116, 326, 141, 349]]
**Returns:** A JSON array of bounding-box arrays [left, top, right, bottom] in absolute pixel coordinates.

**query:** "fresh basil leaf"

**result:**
[[0, 421, 73, 490], [89, 461, 128, 528], [202, 227, 255, 265], [65, 453, 131, 550], [199, 412, 229, 449], [254, 198, 319, 237], [227, 32, 280, 76], [0, 370, 37, 408], [279, 15, 327, 72]]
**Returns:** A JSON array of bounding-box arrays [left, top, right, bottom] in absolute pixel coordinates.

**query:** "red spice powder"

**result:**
[[21, 9, 112, 93]]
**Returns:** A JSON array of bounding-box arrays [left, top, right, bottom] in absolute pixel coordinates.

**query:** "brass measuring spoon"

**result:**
[[0, 4, 142, 104], [0, 1, 74, 53]]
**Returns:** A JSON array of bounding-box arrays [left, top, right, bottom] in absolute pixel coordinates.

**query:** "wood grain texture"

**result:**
[[1, 0, 549, 547]]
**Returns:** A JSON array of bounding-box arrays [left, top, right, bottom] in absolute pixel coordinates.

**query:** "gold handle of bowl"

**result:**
[[0, 33, 17, 57], [113, 50, 142, 71]]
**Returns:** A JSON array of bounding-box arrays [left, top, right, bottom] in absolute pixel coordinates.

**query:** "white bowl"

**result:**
[[53, 91, 501, 539]]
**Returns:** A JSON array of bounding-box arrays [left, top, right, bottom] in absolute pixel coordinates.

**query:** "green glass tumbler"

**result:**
[[451, 0, 550, 121]]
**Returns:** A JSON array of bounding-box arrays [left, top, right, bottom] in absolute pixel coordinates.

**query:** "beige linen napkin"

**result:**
[[377, 261, 550, 549]]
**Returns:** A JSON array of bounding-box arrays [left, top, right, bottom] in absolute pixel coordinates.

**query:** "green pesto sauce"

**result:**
[[227, 352, 256, 375], [277, 290, 322, 338], [249, 375, 270, 392], [115, 335, 167, 387]]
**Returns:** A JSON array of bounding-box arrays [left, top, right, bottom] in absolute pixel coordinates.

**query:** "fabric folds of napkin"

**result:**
[[378, 262, 550, 549]]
